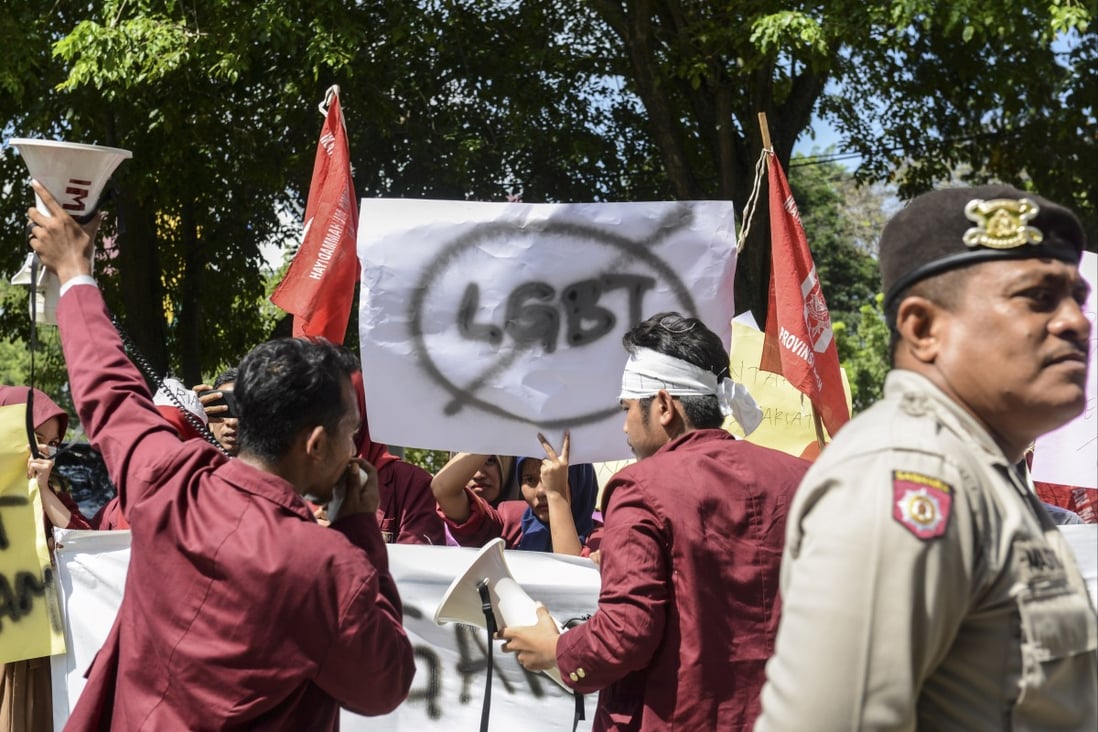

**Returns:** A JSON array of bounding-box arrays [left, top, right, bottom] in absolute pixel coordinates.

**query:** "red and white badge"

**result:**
[[892, 470, 953, 540]]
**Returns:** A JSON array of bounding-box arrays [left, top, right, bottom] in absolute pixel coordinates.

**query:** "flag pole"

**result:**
[[812, 407, 826, 449], [757, 112, 772, 152], [758, 112, 827, 451]]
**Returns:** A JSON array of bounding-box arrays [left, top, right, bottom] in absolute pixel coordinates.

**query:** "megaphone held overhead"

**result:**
[[8, 138, 131, 324], [9, 138, 132, 221], [435, 538, 569, 691]]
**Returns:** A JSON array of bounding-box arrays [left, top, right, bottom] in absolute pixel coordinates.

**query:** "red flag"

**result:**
[[760, 154, 850, 437], [270, 90, 359, 344]]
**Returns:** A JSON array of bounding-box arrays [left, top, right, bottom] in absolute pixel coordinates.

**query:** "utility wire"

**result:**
[[789, 126, 1031, 168]]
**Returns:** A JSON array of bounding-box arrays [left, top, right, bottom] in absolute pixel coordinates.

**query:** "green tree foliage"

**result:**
[[403, 447, 451, 476], [579, 0, 1095, 316], [835, 294, 892, 414], [0, 278, 73, 412], [786, 154, 888, 326], [0, 1, 642, 390]]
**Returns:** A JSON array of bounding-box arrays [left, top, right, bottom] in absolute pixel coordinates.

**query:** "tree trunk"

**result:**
[[178, 199, 204, 386], [112, 185, 169, 381]]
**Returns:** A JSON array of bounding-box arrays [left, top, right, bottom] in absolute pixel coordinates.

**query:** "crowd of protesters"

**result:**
[[2, 180, 1095, 731]]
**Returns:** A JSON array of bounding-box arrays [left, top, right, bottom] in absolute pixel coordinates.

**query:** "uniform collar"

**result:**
[[885, 370, 1012, 468], [215, 458, 317, 521]]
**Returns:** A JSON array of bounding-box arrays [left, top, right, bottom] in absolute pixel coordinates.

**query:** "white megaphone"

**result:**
[[435, 538, 569, 691], [8, 138, 132, 324]]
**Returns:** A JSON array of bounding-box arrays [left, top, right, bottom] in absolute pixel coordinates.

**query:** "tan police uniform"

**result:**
[[755, 370, 1097, 731]]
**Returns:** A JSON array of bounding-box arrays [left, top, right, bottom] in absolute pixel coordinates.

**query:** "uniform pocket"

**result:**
[[1010, 539, 1098, 723]]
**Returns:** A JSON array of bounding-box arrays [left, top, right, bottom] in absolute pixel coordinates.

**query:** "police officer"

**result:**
[[756, 185, 1097, 731]]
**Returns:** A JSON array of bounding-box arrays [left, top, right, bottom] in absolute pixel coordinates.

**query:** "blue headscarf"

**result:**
[[514, 458, 598, 552]]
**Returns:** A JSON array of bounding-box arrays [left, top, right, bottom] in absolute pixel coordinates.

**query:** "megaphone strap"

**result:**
[[476, 579, 496, 732]]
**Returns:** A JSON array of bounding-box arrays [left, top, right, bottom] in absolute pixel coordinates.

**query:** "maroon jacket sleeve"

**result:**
[[579, 517, 604, 558], [319, 512, 414, 714], [56, 286, 198, 519], [56, 489, 92, 530], [440, 486, 506, 547], [555, 476, 670, 693]]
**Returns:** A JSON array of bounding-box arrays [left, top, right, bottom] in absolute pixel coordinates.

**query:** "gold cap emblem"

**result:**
[[963, 197, 1043, 249]]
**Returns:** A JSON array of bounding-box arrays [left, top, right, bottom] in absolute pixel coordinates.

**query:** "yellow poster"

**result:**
[[0, 403, 66, 663], [724, 321, 850, 459]]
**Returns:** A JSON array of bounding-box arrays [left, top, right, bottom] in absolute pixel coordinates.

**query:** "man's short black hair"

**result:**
[[235, 338, 359, 461], [622, 312, 727, 429], [213, 367, 238, 389]]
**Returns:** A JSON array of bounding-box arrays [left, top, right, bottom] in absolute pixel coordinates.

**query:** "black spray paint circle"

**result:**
[[407, 217, 698, 428]]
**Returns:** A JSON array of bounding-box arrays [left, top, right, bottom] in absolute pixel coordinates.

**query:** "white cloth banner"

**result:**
[[46, 526, 1098, 730], [50, 530, 601, 731], [1032, 251, 1097, 489], [357, 199, 738, 462]]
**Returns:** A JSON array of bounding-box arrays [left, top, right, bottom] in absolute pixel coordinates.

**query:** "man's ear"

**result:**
[[303, 424, 327, 462], [895, 296, 944, 365], [654, 389, 678, 427]]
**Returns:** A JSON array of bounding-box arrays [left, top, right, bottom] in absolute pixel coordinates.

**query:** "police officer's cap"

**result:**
[[880, 185, 1085, 318]]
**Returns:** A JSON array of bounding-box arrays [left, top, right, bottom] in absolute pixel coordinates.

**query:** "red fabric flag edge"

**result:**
[[270, 92, 359, 344], [759, 153, 850, 437]]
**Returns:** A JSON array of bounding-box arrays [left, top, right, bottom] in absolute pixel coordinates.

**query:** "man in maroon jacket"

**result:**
[[501, 312, 808, 731], [28, 181, 414, 730]]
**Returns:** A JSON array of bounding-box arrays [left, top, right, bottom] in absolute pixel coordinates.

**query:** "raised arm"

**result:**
[[28, 181, 206, 516], [552, 476, 669, 690], [430, 452, 493, 522]]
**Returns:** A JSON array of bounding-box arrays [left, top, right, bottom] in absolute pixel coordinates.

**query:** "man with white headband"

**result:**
[[501, 311, 809, 731]]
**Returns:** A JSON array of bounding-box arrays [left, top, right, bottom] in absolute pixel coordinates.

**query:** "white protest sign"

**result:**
[[1032, 251, 1098, 489], [51, 530, 602, 730], [357, 200, 737, 462]]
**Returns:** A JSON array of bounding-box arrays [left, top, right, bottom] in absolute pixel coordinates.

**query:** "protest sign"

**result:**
[[0, 403, 65, 663], [1032, 251, 1098, 489], [51, 532, 601, 730], [727, 316, 849, 458], [357, 200, 737, 463]]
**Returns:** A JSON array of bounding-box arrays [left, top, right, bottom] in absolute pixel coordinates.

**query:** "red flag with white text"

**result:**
[[270, 90, 358, 344], [759, 154, 850, 436]]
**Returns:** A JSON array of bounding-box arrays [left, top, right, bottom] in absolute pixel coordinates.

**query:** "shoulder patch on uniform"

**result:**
[[892, 470, 953, 540]]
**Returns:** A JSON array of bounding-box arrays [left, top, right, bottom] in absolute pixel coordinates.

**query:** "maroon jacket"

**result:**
[[58, 285, 414, 730], [555, 429, 808, 731], [377, 460, 446, 545]]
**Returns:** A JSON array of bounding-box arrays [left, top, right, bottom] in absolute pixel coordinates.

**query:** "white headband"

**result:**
[[619, 348, 718, 399], [618, 347, 764, 435]]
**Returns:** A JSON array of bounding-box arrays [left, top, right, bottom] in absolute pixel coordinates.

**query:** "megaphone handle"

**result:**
[[476, 579, 496, 732]]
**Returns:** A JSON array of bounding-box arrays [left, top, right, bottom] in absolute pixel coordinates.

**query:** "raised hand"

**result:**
[[27, 180, 100, 283], [537, 431, 571, 503]]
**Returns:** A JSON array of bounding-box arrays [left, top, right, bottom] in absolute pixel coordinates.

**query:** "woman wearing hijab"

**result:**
[[0, 385, 90, 732], [434, 431, 600, 556]]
